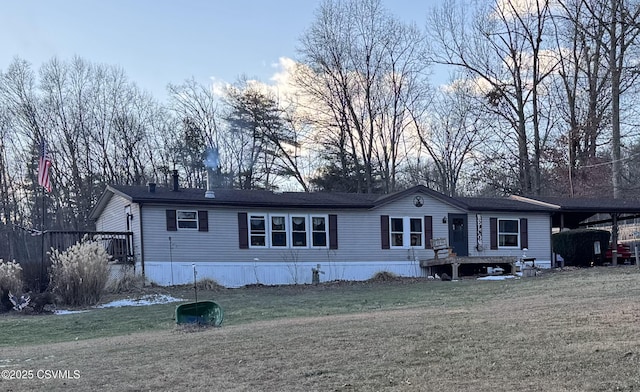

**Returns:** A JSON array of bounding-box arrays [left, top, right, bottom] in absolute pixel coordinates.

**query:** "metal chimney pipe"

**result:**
[[172, 170, 179, 192], [205, 168, 215, 198]]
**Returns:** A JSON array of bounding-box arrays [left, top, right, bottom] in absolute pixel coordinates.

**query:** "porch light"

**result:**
[[442, 216, 447, 224]]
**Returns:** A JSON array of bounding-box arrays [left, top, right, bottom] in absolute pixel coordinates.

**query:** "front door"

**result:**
[[448, 214, 468, 256]]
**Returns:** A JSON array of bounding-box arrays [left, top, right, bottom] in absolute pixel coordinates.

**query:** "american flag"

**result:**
[[37, 140, 52, 192]]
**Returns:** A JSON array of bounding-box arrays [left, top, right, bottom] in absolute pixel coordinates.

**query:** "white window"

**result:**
[[391, 218, 404, 247], [247, 213, 331, 249], [498, 219, 519, 248], [291, 216, 308, 247], [249, 214, 267, 247], [177, 210, 198, 230], [410, 218, 423, 247], [390, 217, 423, 248], [270, 215, 287, 247], [311, 216, 328, 247]]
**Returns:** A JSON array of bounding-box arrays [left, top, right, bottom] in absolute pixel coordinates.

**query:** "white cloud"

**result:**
[[492, 0, 551, 20]]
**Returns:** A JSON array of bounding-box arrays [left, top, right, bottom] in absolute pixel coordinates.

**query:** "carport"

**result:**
[[512, 196, 640, 265]]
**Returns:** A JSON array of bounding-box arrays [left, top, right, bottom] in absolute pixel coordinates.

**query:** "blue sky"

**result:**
[[0, 0, 433, 100]]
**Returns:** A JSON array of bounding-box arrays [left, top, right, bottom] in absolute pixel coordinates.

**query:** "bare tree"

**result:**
[[167, 78, 221, 187], [413, 75, 490, 196], [296, 0, 430, 193], [549, 0, 640, 198], [428, 0, 556, 195], [605, 0, 640, 198]]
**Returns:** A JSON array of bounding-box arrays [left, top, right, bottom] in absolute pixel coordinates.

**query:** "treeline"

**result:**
[[1, 0, 640, 243]]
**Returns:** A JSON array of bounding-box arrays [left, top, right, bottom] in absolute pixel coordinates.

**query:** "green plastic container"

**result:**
[[176, 301, 224, 326]]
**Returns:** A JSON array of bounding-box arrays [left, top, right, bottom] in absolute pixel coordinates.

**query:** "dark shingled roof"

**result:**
[[107, 184, 381, 208], [97, 184, 554, 214], [517, 196, 640, 213], [90, 184, 640, 228]]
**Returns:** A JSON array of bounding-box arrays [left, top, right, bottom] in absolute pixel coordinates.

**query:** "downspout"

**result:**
[[138, 202, 145, 279]]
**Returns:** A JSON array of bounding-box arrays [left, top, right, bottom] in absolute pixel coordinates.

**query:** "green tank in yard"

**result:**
[[175, 301, 224, 326]]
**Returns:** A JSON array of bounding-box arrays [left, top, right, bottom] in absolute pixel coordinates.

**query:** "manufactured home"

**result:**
[[89, 175, 577, 287]]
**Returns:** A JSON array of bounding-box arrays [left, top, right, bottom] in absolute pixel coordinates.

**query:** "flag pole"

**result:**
[[37, 138, 52, 293], [40, 184, 45, 292]]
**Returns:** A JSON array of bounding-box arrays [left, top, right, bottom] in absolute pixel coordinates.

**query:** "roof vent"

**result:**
[[148, 182, 156, 193]]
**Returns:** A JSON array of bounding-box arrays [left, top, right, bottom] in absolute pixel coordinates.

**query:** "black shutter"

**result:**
[[166, 210, 177, 231], [424, 215, 433, 249], [329, 214, 338, 249], [238, 212, 249, 249], [198, 210, 209, 232], [490, 218, 497, 250], [381, 215, 390, 249], [520, 218, 528, 249]]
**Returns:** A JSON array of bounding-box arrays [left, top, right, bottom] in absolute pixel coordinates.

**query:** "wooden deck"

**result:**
[[420, 256, 518, 280]]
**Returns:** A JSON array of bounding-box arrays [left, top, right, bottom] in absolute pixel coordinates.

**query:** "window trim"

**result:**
[[390, 217, 405, 248], [246, 213, 331, 249], [409, 217, 423, 247], [176, 210, 199, 230], [270, 214, 288, 248], [290, 215, 309, 248], [389, 216, 424, 249], [310, 215, 329, 249], [497, 218, 520, 249], [248, 213, 268, 248]]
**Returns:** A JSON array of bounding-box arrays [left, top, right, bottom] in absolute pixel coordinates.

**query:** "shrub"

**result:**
[[49, 238, 111, 306], [552, 229, 610, 267], [0, 259, 23, 293], [19, 258, 52, 292], [0, 259, 24, 311], [369, 271, 399, 282], [106, 264, 145, 294], [175, 278, 223, 291], [196, 278, 223, 291]]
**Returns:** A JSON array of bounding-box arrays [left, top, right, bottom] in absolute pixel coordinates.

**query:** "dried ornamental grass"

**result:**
[[49, 238, 111, 306], [0, 259, 23, 294]]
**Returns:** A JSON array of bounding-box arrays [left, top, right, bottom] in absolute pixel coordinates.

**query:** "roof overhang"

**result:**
[[512, 195, 640, 229]]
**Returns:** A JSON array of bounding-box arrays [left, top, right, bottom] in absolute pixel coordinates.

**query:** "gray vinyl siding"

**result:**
[[467, 212, 551, 260], [141, 192, 467, 264], [371, 195, 466, 260], [95, 194, 142, 264], [95, 195, 128, 232]]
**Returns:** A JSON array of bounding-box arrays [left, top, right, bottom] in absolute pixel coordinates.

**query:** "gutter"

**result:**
[[509, 195, 561, 209]]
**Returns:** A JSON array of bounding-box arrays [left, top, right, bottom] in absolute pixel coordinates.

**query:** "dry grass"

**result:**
[[49, 239, 110, 306], [0, 259, 23, 294], [2, 267, 640, 391]]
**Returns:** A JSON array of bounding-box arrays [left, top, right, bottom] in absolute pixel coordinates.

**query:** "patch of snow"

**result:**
[[96, 294, 183, 309], [477, 275, 517, 281], [54, 309, 90, 315], [54, 294, 184, 315]]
